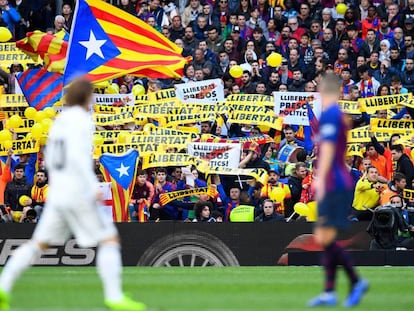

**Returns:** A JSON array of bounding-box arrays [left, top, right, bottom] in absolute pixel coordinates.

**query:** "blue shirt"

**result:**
[[318, 104, 353, 192]]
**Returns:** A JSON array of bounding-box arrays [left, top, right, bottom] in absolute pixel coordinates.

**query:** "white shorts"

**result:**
[[33, 201, 118, 248]]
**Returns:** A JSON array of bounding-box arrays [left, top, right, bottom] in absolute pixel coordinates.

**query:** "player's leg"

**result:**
[[308, 226, 339, 307], [67, 204, 146, 310]]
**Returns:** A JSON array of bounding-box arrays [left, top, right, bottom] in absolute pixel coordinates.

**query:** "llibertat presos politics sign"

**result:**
[[175, 79, 224, 103], [187, 142, 241, 168]]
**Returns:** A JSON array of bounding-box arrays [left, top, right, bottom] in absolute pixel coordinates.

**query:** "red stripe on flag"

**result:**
[[37, 34, 55, 58], [28, 73, 59, 104], [22, 70, 48, 94]]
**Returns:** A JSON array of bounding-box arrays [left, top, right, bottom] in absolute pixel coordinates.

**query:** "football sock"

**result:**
[[333, 242, 359, 286], [0, 242, 41, 293], [323, 242, 338, 292], [97, 242, 123, 302]]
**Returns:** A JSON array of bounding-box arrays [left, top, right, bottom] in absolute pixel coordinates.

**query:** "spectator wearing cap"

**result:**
[[230, 25, 246, 55], [182, 0, 202, 27], [377, 16, 393, 42], [360, 29, 380, 59], [261, 170, 291, 216], [403, 18, 414, 38], [400, 57, 414, 93], [246, 7, 268, 40]]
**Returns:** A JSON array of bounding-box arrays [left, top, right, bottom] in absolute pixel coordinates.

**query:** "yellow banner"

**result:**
[[184, 102, 228, 114], [346, 143, 364, 157], [228, 111, 283, 130], [94, 104, 136, 115], [142, 153, 207, 170], [126, 134, 193, 148], [94, 130, 126, 141], [359, 93, 411, 113], [149, 127, 200, 140], [159, 186, 218, 206], [93, 111, 144, 126], [370, 118, 414, 133], [148, 88, 178, 103], [206, 167, 268, 185], [99, 142, 163, 155], [3, 110, 26, 118], [338, 100, 360, 114], [0, 43, 40, 67], [403, 189, 414, 200], [0, 138, 39, 156], [226, 94, 273, 106], [347, 125, 412, 143], [394, 136, 414, 148], [0, 94, 28, 108], [228, 103, 271, 114], [164, 112, 217, 126]]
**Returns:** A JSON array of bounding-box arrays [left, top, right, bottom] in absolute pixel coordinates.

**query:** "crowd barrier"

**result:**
[[0, 223, 412, 266]]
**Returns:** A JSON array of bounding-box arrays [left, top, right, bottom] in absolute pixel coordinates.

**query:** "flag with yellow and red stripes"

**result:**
[[64, 0, 189, 86]]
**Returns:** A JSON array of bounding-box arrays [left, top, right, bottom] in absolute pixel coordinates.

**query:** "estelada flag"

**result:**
[[64, 0, 190, 86], [99, 149, 139, 222], [16, 30, 68, 74]]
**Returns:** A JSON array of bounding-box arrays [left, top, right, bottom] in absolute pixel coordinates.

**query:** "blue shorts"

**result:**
[[317, 190, 353, 230]]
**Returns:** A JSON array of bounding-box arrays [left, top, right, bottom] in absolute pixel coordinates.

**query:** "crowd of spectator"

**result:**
[[0, 0, 414, 249]]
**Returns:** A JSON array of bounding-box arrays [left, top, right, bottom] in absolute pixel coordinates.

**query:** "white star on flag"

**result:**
[[79, 30, 106, 60], [115, 163, 130, 178]]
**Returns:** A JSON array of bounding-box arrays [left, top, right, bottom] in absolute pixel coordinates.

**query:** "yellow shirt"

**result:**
[[352, 178, 380, 211]]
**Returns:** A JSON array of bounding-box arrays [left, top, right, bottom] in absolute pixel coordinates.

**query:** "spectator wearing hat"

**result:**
[[261, 170, 291, 216], [230, 25, 246, 55], [403, 17, 414, 38], [400, 0, 414, 26], [377, 16, 393, 42]]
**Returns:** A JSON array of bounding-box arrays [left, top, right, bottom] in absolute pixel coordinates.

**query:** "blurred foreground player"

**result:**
[[0, 79, 146, 311], [308, 73, 368, 308]]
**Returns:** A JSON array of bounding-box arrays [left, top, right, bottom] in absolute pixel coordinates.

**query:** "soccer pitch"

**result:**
[[3, 266, 413, 310]]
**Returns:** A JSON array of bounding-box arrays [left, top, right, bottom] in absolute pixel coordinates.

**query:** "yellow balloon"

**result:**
[[0, 129, 12, 141], [41, 118, 53, 132], [31, 123, 43, 140], [143, 123, 155, 133], [0, 27, 12, 42], [19, 195, 31, 207], [336, 3, 347, 15], [35, 111, 47, 123], [307, 201, 318, 222], [93, 135, 104, 146], [24, 107, 37, 120], [39, 135, 48, 146], [267, 52, 283, 67], [132, 84, 145, 96], [229, 65, 243, 78], [8, 115, 23, 129], [294, 202, 310, 217], [44, 107, 56, 118], [3, 140, 12, 149]]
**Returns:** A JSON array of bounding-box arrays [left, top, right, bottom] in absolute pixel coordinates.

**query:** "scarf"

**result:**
[[360, 78, 374, 98]]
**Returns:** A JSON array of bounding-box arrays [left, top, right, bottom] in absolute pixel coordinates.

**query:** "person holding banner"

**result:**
[[308, 73, 368, 307]]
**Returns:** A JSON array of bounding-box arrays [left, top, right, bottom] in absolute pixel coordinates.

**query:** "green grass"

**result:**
[[2, 266, 413, 310]]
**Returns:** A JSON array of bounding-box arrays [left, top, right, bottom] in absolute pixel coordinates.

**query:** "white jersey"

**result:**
[[45, 106, 98, 206]]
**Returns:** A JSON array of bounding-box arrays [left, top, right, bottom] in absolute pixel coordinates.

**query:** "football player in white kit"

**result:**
[[0, 79, 146, 311]]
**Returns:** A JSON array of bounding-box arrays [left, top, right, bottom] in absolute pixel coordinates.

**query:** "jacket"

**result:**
[[396, 154, 414, 189], [400, 69, 414, 93], [4, 176, 32, 211], [352, 178, 380, 210]]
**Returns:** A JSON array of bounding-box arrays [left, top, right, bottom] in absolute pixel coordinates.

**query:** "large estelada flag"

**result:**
[[99, 149, 139, 222], [64, 0, 189, 86]]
